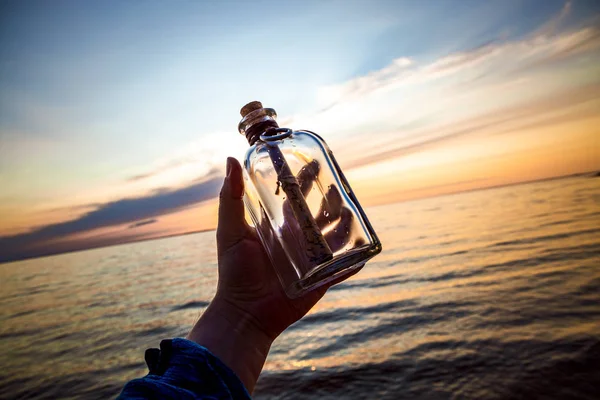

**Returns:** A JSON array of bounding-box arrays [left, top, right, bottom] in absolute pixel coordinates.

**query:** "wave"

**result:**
[[488, 228, 599, 248], [255, 338, 600, 399]]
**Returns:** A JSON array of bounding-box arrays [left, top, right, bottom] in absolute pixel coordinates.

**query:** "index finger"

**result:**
[[296, 160, 320, 197]]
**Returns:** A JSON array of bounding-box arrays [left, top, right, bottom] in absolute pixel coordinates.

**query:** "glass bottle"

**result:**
[[238, 101, 382, 298]]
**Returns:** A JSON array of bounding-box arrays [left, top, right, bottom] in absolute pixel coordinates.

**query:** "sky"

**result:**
[[1, 0, 599, 262]]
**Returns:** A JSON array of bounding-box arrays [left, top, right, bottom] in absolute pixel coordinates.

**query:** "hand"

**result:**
[[278, 159, 360, 276], [218, 156, 358, 336], [187, 157, 356, 392]]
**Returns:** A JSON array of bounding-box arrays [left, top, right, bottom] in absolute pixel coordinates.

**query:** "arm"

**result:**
[[187, 157, 333, 393], [186, 300, 272, 393], [119, 157, 354, 398]]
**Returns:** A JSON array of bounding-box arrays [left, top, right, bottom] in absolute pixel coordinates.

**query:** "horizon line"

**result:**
[[1, 169, 597, 266]]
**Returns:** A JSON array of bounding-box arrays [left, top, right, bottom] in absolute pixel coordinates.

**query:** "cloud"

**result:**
[[126, 171, 156, 183], [286, 3, 600, 173], [316, 8, 600, 109], [128, 218, 158, 229], [125, 157, 207, 182], [123, 134, 240, 187], [533, 1, 571, 38], [0, 176, 222, 263], [341, 84, 600, 170]]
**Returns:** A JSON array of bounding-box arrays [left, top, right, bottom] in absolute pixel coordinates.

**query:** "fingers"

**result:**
[[315, 185, 342, 230], [283, 178, 350, 254], [324, 207, 354, 253], [282, 160, 356, 255], [281, 160, 321, 228], [296, 160, 320, 197], [217, 157, 251, 254]]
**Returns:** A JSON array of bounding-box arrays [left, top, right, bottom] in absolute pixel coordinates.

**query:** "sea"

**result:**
[[1, 175, 599, 400]]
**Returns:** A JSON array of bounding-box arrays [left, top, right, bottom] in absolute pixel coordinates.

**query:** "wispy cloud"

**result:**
[[315, 5, 599, 109], [341, 84, 600, 170], [275, 5, 600, 173], [122, 133, 244, 191], [126, 161, 222, 184], [128, 218, 158, 229], [534, 0, 572, 37]]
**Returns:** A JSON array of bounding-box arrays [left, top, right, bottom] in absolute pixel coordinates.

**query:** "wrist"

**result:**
[[186, 297, 273, 393]]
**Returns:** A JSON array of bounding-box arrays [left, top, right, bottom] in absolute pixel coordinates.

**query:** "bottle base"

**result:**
[[284, 243, 381, 298]]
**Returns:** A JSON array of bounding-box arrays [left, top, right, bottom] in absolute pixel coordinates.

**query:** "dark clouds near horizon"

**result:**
[[0, 176, 222, 263]]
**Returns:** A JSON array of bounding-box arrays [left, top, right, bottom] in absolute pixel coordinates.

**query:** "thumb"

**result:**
[[217, 157, 249, 253]]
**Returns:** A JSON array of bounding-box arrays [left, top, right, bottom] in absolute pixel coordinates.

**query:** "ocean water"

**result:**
[[1, 175, 599, 399]]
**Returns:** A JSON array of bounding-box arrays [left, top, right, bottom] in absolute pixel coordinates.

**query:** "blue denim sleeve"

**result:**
[[117, 338, 252, 399]]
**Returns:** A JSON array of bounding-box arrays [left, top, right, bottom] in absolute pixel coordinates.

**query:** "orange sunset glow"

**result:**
[[1, 1, 599, 263]]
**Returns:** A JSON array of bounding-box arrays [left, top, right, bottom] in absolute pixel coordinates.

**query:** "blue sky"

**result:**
[[3, 0, 595, 141], [1, 0, 599, 262]]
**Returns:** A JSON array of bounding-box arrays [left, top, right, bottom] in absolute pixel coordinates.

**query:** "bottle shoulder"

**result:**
[[243, 129, 331, 167], [294, 129, 328, 145]]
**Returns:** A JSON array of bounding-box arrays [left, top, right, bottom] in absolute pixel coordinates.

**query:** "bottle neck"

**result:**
[[238, 107, 279, 145]]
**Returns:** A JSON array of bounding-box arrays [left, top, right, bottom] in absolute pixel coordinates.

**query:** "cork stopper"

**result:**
[[238, 101, 278, 144], [240, 101, 263, 117]]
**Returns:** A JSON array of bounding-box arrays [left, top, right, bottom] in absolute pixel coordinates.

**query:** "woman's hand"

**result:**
[[187, 157, 356, 393]]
